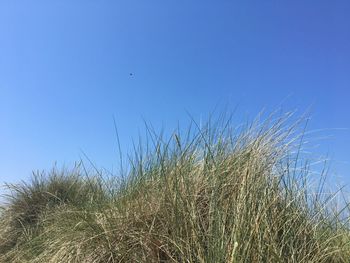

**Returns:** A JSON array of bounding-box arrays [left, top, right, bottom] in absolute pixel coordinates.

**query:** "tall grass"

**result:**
[[1, 112, 349, 262]]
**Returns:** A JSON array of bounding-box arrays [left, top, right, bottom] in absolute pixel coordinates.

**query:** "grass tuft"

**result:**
[[1, 112, 349, 262]]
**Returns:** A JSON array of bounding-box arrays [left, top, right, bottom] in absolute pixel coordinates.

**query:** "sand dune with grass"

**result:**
[[1, 112, 349, 262]]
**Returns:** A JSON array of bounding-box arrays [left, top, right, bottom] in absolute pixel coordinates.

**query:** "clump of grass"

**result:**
[[0, 166, 108, 258], [0, 112, 349, 262]]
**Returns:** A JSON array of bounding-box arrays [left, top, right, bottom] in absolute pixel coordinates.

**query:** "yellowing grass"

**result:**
[[1, 112, 349, 262]]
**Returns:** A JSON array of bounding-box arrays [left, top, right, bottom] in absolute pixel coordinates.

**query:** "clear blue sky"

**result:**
[[0, 1, 349, 185]]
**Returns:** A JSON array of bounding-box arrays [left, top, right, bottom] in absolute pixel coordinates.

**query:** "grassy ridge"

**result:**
[[1, 113, 349, 262]]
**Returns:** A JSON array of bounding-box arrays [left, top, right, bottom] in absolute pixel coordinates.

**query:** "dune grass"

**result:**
[[1, 112, 349, 262]]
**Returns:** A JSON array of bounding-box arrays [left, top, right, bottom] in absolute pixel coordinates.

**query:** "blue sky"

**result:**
[[0, 1, 349, 185]]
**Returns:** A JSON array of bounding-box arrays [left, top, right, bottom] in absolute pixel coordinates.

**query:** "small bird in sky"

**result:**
[[129, 73, 133, 76]]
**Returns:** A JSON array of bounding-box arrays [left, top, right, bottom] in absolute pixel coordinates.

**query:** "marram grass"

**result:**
[[1, 112, 350, 262]]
